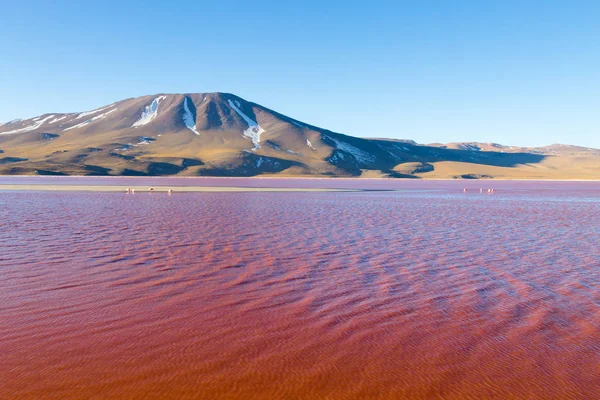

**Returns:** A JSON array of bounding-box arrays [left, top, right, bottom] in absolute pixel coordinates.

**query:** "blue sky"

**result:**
[[1, 0, 599, 148]]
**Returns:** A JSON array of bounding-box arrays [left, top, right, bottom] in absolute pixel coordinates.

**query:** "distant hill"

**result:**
[[1, 93, 598, 179]]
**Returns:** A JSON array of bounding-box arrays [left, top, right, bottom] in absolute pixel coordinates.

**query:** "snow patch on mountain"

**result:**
[[49, 116, 67, 124], [119, 137, 156, 151], [75, 104, 115, 120], [42, 133, 59, 140], [244, 154, 282, 170], [137, 136, 155, 145], [376, 143, 403, 160], [328, 151, 346, 163], [1, 115, 55, 135], [460, 144, 480, 151], [119, 144, 134, 151], [132, 96, 167, 127], [307, 139, 315, 150], [391, 143, 410, 152], [0, 119, 22, 127], [227, 99, 264, 150], [64, 109, 117, 131], [182, 97, 199, 135], [325, 136, 376, 164]]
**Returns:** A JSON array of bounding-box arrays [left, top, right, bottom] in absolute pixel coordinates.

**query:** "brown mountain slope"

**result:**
[[0, 93, 598, 179]]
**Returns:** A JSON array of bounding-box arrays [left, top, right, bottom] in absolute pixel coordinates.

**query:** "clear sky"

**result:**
[[1, 0, 599, 148]]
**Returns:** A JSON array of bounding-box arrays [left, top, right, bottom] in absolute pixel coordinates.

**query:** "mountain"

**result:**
[[0, 93, 598, 179]]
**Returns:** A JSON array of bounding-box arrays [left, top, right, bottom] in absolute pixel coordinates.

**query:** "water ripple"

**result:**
[[0, 185, 599, 399]]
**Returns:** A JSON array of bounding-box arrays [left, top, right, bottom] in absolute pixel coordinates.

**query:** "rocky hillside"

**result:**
[[0, 93, 598, 179]]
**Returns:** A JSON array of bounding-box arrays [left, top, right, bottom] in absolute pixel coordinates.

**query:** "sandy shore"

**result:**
[[0, 184, 358, 192]]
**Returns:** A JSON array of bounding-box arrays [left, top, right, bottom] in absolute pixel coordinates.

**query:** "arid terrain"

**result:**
[[1, 93, 598, 179]]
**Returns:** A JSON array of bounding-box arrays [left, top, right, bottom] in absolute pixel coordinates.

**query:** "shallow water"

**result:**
[[1, 180, 599, 399]]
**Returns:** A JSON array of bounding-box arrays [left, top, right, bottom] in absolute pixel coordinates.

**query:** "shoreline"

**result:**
[[0, 184, 360, 192], [0, 175, 598, 182]]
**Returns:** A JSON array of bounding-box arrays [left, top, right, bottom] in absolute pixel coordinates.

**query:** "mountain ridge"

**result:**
[[0, 92, 598, 179]]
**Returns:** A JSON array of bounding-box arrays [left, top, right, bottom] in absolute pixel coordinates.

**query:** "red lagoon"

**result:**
[[0, 180, 599, 398]]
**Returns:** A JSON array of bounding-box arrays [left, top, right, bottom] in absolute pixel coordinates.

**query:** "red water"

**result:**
[[1, 180, 599, 399]]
